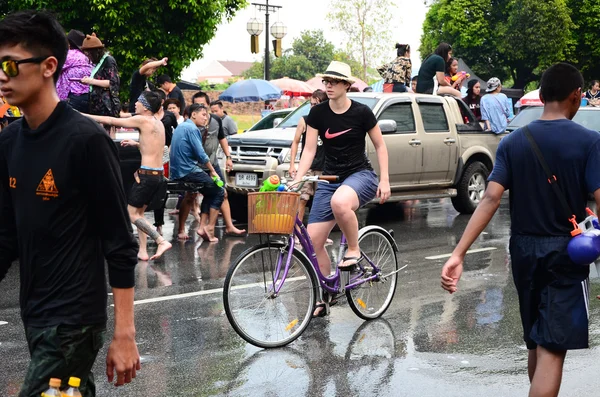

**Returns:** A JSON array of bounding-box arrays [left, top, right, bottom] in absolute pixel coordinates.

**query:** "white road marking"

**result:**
[[113, 276, 309, 306], [425, 247, 497, 260], [0, 321, 8, 326]]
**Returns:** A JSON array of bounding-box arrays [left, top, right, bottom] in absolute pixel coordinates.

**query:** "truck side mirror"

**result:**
[[378, 119, 397, 133], [273, 118, 284, 127]]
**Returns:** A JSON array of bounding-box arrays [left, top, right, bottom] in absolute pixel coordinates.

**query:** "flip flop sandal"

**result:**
[[338, 256, 362, 271], [312, 302, 329, 318]]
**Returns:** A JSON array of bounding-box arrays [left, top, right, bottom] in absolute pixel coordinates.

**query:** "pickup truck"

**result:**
[[219, 92, 505, 221]]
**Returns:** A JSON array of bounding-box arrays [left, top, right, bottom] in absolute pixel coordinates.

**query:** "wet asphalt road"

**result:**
[[1, 197, 600, 396]]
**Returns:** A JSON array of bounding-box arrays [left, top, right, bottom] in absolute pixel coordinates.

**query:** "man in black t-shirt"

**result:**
[[128, 57, 167, 113], [157, 74, 186, 109], [0, 11, 140, 395]]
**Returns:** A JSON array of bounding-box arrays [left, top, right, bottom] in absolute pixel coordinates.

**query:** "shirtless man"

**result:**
[[83, 91, 172, 260]]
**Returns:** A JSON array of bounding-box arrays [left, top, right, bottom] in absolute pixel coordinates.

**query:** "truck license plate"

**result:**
[[235, 173, 257, 187]]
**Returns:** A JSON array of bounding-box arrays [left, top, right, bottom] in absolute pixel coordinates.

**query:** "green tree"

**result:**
[[420, 0, 507, 81], [327, 0, 396, 80], [499, 0, 575, 88], [420, 0, 576, 89], [567, 0, 600, 84], [290, 30, 335, 76], [4, 0, 247, 96]]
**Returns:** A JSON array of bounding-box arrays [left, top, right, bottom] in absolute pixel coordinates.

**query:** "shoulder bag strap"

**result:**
[[89, 53, 109, 93], [523, 125, 580, 233]]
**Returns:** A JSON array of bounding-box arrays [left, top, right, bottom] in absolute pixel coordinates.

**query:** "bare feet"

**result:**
[[156, 225, 163, 236], [204, 226, 219, 243], [225, 226, 246, 236], [137, 251, 150, 261], [196, 226, 209, 241], [177, 231, 189, 240], [168, 209, 179, 215], [325, 238, 333, 245], [150, 240, 173, 260]]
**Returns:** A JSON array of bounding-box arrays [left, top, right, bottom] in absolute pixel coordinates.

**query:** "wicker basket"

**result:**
[[248, 191, 300, 234]]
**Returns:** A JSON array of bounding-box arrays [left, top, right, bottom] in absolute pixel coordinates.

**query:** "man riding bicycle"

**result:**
[[292, 61, 390, 317]]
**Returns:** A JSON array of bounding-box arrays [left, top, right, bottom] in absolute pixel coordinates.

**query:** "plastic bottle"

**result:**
[[41, 378, 61, 397], [212, 175, 224, 187], [61, 377, 82, 397], [259, 175, 281, 192]]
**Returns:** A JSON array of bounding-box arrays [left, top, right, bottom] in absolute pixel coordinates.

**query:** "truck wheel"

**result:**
[[451, 161, 489, 214], [227, 192, 249, 224]]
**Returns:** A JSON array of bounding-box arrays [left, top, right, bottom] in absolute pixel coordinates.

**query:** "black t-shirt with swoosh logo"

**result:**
[[305, 100, 377, 181], [0, 102, 138, 327]]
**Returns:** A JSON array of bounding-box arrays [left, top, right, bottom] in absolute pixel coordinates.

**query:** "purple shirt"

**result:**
[[56, 49, 93, 100]]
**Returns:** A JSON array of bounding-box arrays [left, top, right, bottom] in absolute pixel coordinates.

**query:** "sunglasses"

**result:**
[[322, 79, 342, 86], [1, 56, 49, 78]]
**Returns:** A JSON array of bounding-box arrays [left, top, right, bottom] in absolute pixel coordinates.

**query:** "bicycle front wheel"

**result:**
[[223, 242, 318, 348], [346, 229, 398, 320]]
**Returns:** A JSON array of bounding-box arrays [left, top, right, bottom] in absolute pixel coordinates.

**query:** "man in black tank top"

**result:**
[[289, 90, 328, 228]]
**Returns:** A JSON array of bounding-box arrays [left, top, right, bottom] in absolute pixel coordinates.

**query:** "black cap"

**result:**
[[66, 29, 85, 50]]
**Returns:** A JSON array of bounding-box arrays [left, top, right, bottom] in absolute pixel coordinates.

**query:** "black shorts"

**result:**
[[128, 172, 163, 208], [510, 235, 590, 351]]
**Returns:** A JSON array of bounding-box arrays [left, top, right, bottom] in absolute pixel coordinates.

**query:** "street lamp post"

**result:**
[[251, 0, 282, 81]]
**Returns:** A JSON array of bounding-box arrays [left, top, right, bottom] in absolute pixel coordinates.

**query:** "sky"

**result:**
[[181, 0, 429, 82]]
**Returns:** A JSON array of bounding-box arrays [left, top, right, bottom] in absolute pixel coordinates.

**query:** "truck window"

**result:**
[[455, 99, 476, 124], [378, 103, 415, 133], [418, 103, 449, 132]]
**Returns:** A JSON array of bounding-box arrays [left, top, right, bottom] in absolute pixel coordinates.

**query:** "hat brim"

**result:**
[[486, 85, 499, 92], [316, 73, 355, 85], [80, 45, 105, 50]]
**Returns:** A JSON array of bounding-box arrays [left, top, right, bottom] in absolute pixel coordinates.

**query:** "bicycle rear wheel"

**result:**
[[346, 229, 398, 320], [223, 242, 318, 348]]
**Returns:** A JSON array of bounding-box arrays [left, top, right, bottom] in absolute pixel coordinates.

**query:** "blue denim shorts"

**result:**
[[308, 169, 378, 224]]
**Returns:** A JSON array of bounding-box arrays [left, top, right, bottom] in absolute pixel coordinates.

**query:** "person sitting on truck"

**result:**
[[480, 77, 511, 134], [192, 92, 245, 237], [170, 103, 225, 242], [444, 57, 467, 91], [82, 91, 173, 261], [463, 80, 482, 122], [416, 42, 462, 98], [289, 89, 332, 245], [292, 61, 391, 317]]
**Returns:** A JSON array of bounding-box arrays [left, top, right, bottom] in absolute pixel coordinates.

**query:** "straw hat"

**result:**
[[316, 61, 356, 84], [81, 33, 104, 50]]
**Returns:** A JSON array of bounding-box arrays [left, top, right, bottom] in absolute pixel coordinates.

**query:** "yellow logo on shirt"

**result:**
[[36, 169, 59, 200]]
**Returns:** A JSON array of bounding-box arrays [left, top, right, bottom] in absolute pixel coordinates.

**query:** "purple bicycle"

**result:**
[[223, 175, 403, 348]]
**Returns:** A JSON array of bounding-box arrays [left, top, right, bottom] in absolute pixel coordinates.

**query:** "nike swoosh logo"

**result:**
[[324, 128, 352, 139]]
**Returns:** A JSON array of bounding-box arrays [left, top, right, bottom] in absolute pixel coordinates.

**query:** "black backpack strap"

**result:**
[[523, 125, 579, 233]]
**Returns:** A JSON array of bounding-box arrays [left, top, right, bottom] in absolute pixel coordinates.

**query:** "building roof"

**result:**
[[218, 61, 254, 76]]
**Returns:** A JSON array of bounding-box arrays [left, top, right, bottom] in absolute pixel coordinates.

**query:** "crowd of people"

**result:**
[[1, 8, 599, 397]]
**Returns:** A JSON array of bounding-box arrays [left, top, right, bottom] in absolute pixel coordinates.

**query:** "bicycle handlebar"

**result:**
[[282, 175, 340, 193]]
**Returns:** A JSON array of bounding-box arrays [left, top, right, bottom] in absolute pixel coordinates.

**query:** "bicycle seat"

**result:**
[[166, 181, 206, 193]]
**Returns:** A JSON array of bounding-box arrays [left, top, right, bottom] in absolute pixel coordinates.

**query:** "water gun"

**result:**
[[212, 175, 224, 187], [259, 175, 281, 192], [451, 71, 470, 82], [567, 208, 600, 265]]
